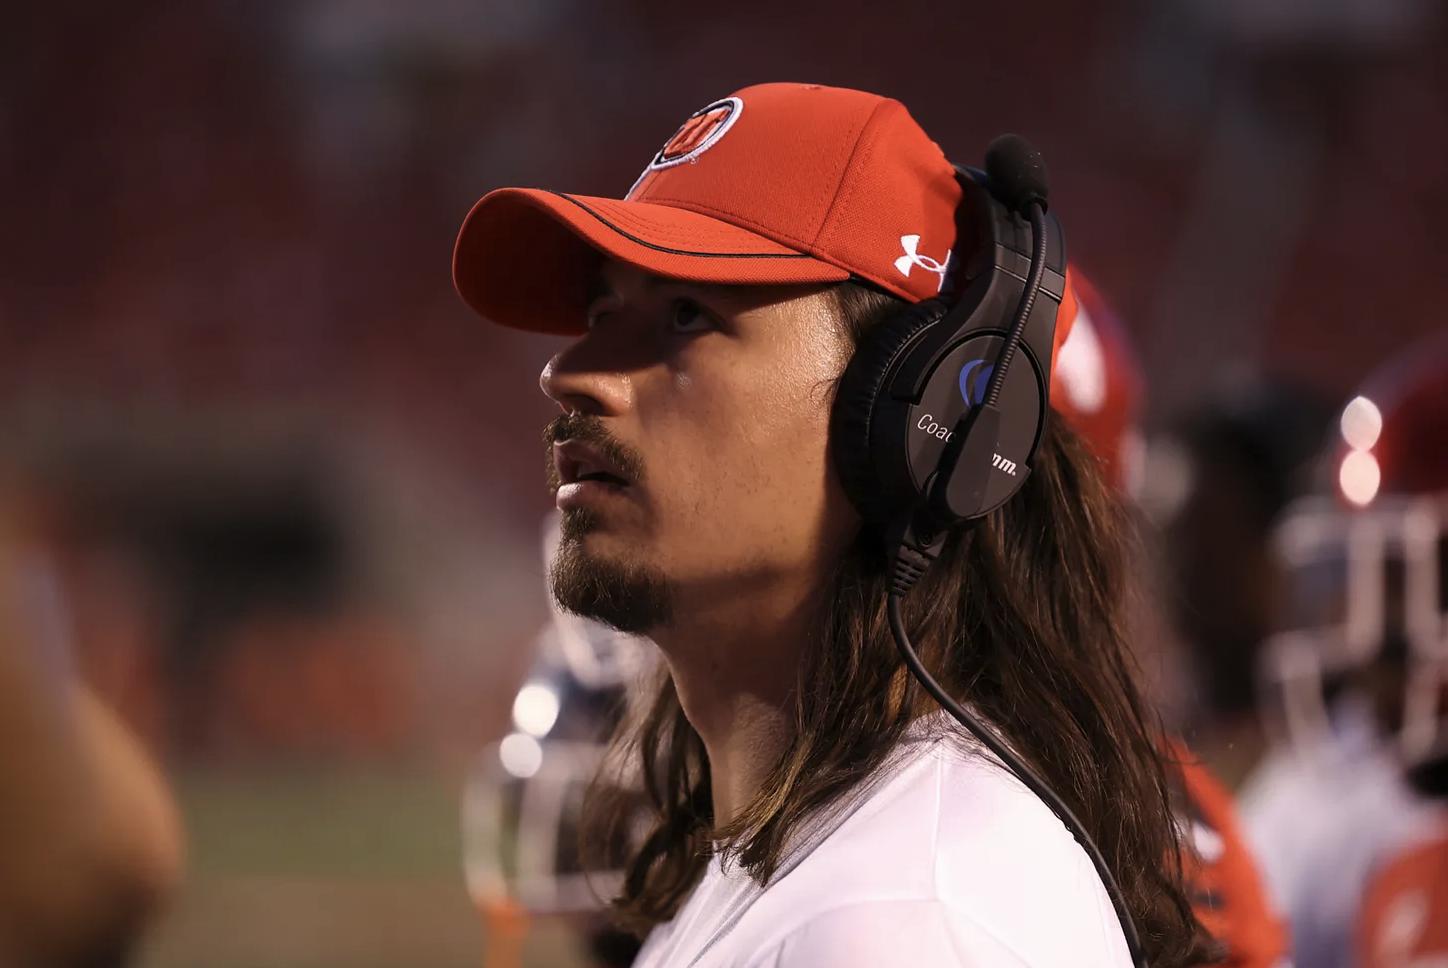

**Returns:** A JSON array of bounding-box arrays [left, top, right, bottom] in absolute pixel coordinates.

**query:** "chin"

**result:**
[[550, 527, 674, 634]]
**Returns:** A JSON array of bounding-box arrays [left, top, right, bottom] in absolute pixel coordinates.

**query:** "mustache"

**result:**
[[544, 413, 647, 490]]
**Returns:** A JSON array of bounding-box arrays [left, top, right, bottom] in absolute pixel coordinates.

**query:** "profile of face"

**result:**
[[542, 260, 860, 635]]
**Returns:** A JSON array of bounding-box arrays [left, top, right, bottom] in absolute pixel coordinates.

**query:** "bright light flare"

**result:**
[[498, 732, 543, 779], [1339, 450, 1381, 507], [512, 682, 560, 737], [1340, 396, 1383, 452]]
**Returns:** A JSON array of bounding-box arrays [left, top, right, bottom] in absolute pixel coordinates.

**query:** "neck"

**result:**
[[650, 579, 818, 829]]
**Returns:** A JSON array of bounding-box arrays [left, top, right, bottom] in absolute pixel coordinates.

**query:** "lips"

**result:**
[[553, 440, 631, 489]]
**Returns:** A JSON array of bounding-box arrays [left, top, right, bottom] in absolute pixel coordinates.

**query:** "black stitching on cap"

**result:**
[[551, 192, 817, 260]]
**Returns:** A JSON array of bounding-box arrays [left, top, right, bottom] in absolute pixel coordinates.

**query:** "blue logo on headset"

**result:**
[[958, 358, 994, 407]]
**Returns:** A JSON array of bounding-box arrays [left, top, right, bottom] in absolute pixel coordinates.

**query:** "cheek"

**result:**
[[742, 318, 853, 492], [739, 360, 835, 483], [647, 339, 854, 569]]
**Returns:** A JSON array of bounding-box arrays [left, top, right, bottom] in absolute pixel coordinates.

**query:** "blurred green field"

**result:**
[[140, 767, 583, 968]]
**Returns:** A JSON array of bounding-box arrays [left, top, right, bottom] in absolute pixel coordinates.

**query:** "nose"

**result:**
[[539, 340, 633, 417]]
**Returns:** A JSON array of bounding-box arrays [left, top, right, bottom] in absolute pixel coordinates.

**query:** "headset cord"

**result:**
[[888, 545, 1149, 968]]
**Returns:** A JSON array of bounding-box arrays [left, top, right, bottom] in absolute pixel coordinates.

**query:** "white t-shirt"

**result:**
[[632, 715, 1132, 968]]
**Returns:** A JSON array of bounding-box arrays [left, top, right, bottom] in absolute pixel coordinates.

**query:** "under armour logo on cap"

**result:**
[[894, 234, 951, 292]]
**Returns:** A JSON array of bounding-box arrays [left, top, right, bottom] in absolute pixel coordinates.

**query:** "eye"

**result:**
[[668, 297, 714, 334]]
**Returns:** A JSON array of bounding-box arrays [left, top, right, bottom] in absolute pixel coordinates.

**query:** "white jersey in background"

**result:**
[[1238, 703, 1446, 968], [632, 714, 1131, 968]]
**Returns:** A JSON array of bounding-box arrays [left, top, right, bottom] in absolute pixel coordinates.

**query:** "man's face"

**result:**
[[543, 260, 859, 634]]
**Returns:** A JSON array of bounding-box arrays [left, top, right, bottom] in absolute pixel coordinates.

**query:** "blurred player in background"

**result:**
[[462, 513, 648, 968], [0, 479, 183, 967], [1241, 333, 1448, 968], [1230, 335, 1448, 968], [1054, 272, 1290, 968], [1150, 380, 1332, 792]]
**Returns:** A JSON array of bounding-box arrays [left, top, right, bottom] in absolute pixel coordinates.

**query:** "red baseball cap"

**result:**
[[453, 81, 1076, 356]]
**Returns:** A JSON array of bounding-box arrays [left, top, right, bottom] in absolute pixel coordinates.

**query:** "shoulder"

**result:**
[[731, 738, 1129, 966], [742, 898, 1032, 968], [925, 741, 1128, 960], [1357, 825, 1448, 968]]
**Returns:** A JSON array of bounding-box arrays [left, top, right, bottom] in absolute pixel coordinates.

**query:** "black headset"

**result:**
[[830, 136, 1149, 968], [831, 135, 1064, 548]]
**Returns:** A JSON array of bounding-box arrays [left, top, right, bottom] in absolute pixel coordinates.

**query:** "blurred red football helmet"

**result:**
[[1050, 269, 1146, 494]]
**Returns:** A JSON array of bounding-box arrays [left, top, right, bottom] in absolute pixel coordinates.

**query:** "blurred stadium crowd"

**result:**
[[1, 1, 1446, 966]]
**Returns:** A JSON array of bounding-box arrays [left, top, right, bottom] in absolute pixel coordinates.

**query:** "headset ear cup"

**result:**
[[831, 297, 951, 525]]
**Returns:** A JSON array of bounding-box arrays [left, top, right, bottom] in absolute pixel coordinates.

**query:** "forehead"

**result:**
[[591, 259, 728, 300], [591, 259, 843, 322], [590, 260, 763, 314]]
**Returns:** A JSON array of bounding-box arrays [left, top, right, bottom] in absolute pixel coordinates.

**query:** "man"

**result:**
[[453, 83, 1206, 967], [1351, 339, 1448, 968], [1054, 275, 1290, 968], [1245, 335, 1448, 968]]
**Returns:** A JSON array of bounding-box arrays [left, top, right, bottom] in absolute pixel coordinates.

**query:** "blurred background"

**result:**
[[2, 1, 1445, 966]]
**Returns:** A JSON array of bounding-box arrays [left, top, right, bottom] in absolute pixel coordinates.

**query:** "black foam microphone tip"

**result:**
[[985, 134, 1049, 214]]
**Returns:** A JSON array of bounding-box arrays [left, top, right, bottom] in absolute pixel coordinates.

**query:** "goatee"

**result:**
[[549, 508, 673, 634]]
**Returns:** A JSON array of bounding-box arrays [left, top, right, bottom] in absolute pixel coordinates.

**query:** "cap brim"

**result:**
[[452, 189, 851, 334]]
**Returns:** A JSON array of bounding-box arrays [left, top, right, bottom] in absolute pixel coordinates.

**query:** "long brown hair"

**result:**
[[583, 282, 1212, 967]]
